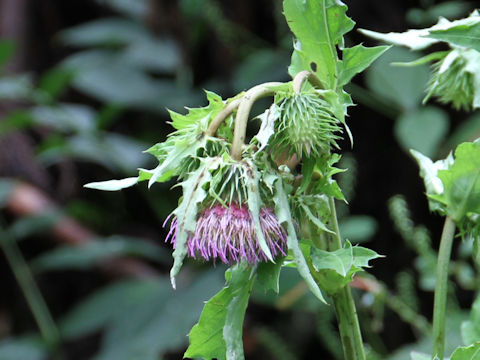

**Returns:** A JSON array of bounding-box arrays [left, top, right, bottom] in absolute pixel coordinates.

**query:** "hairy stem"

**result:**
[[206, 98, 242, 136], [432, 216, 456, 359], [0, 219, 60, 350], [292, 70, 323, 93], [231, 82, 282, 160], [328, 196, 366, 360]]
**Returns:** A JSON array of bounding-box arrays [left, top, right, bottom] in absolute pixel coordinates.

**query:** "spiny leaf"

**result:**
[[428, 16, 480, 52], [338, 44, 390, 87], [185, 264, 256, 360], [284, 0, 354, 89], [410, 149, 453, 212], [450, 342, 480, 360], [170, 157, 221, 288], [148, 132, 207, 187], [311, 241, 382, 294], [359, 11, 480, 51], [246, 161, 274, 262], [256, 258, 285, 294], [274, 177, 326, 303], [169, 90, 225, 130], [436, 141, 480, 221]]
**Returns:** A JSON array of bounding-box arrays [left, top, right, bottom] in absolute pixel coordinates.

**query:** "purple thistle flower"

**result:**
[[164, 203, 287, 265]]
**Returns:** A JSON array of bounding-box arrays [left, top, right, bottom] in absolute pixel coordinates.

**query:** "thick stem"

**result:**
[[292, 70, 323, 93], [328, 196, 366, 360], [206, 98, 242, 136], [230, 82, 282, 160], [432, 216, 456, 360], [0, 220, 60, 350]]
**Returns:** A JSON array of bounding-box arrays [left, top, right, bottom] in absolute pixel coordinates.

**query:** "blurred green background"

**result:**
[[0, 0, 479, 359]]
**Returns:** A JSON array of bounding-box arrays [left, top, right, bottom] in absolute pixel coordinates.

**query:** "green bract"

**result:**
[[271, 90, 342, 158], [425, 48, 480, 110]]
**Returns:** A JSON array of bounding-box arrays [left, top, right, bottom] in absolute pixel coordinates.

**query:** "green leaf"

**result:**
[[84, 177, 139, 191], [256, 257, 285, 294], [274, 177, 326, 303], [410, 149, 453, 196], [246, 161, 273, 261], [147, 133, 206, 187], [391, 51, 449, 67], [311, 242, 353, 277], [284, 0, 354, 89], [168, 90, 225, 130], [428, 21, 480, 53], [185, 264, 256, 360], [311, 241, 381, 294], [170, 158, 221, 287], [450, 342, 480, 360], [338, 44, 390, 87], [254, 104, 280, 153], [395, 106, 449, 158], [436, 141, 480, 221], [360, 11, 480, 51], [461, 293, 480, 345]]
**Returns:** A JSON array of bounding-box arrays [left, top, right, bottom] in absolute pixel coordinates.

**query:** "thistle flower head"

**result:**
[[270, 91, 343, 158], [426, 48, 480, 111], [165, 203, 287, 264]]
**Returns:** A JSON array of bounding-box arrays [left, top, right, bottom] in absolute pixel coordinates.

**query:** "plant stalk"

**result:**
[[292, 70, 323, 93], [432, 216, 456, 360], [328, 196, 366, 360], [0, 220, 60, 351], [206, 98, 242, 136], [230, 82, 282, 160]]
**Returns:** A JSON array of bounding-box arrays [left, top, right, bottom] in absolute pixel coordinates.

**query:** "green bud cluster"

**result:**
[[426, 49, 479, 111], [271, 91, 342, 158]]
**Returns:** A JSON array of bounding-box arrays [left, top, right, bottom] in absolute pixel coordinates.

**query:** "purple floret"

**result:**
[[164, 203, 287, 264]]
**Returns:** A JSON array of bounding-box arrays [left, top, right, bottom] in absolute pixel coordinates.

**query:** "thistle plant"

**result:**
[[363, 11, 480, 360], [86, 1, 389, 359]]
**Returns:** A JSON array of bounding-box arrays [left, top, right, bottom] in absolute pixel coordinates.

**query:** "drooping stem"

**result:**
[[0, 219, 60, 351], [206, 98, 242, 136], [328, 196, 366, 360], [231, 82, 282, 160], [292, 70, 323, 93], [432, 216, 456, 360]]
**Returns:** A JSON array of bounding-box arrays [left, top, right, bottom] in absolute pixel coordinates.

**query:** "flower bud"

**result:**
[[426, 48, 480, 111], [165, 203, 287, 264], [271, 91, 342, 158]]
